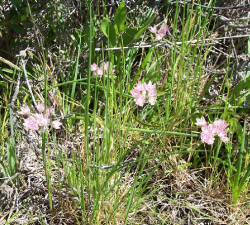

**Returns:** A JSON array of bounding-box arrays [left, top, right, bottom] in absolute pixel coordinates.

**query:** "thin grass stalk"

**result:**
[[9, 108, 17, 175], [39, 41, 54, 213], [1, 109, 9, 156], [232, 117, 246, 204], [51, 127, 63, 207], [70, 31, 82, 101], [127, 127, 199, 137], [213, 141, 222, 167], [41, 130, 53, 213], [82, 2, 93, 221], [188, 9, 214, 109], [167, 2, 180, 121]]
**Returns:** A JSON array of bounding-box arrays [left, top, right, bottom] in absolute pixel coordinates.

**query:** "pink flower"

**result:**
[[45, 107, 54, 117], [150, 24, 169, 41], [135, 95, 146, 107], [131, 82, 146, 97], [149, 25, 157, 34], [49, 106, 55, 114], [213, 119, 228, 131], [158, 24, 169, 37], [155, 34, 164, 41], [146, 81, 157, 97], [52, 120, 62, 129], [195, 116, 207, 127], [37, 103, 45, 113], [201, 124, 216, 145], [148, 96, 157, 105], [220, 136, 229, 143], [217, 129, 227, 138], [131, 81, 157, 106], [34, 113, 49, 127], [91, 63, 98, 71], [23, 116, 39, 131], [97, 67, 103, 76], [20, 103, 63, 131], [18, 104, 30, 116], [130, 88, 141, 98], [92, 62, 115, 76], [197, 117, 229, 145], [148, 89, 156, 97], [144, 81, 157, 105], [145, 81, 155, 90], [137, 82, 146, 91], [103, 62, 109, 72], [213, 119, 229, 143], [104, 61, 115, 74]]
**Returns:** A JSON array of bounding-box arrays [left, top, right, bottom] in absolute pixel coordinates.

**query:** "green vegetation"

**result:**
[[0, 0, 249, 224]]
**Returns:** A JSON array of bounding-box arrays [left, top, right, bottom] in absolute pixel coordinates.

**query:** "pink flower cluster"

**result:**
[[195, 117, 229, 145], [149, 24, 169, 41], [130, 81, 157, 106], [18, 103, 62, 131], [91, 61, 115, 77]]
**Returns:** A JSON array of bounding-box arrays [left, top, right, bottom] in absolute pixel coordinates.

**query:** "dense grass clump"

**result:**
[[0, 0, 250, 224]]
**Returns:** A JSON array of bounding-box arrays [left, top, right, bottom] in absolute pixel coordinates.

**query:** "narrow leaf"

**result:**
[[229, 76, 250, 103], [84, 27, 95, 46], [130, 13, 156, 44], [0, 56, 21, 71]]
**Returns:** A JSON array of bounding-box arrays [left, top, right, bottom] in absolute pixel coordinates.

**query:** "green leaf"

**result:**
[[229, 76, 250, 104], [0, 56, 21, 71], [230, 117, 243, 143], [0, 81, 7, 87], [5, 134, 17, 176], [48, 19, 60, 38], [100, 18, 112, 37], [100, 18, 117, 46], [0, 162, 8, 177], [130, 13, 156, 44], [114, 3, 126, 32], [23, 22, 33, 28], [146, 71, 162, 82], [10, 24, 25, 34], [121, 28, 137, 46], [83, 27, 95, 46], [26, 6, 29, 15], [21, 15, 27, 21], [11, 0, 22, 6]]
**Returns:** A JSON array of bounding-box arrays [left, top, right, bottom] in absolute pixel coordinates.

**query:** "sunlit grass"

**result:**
[[0, 0, 249, 224]]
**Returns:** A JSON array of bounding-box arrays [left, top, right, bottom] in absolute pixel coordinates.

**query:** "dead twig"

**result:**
[[21, 58, 39, 112], [9, 74, 21, 110], [96, 41, 227, 75], [2, 172, 20, 185], [147, 0, 250, 10], [0, 73, 17, 84]]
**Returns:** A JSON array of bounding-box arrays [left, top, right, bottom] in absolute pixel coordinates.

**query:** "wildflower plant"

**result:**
[[18, 104, 30, 116], [195, 116, 229, 145], [1, 0, 250, 223], [91, 61, 115, 77], [130, 81, 157, 106], [19, 103, 62, 131], [149, 23, 169, 41]]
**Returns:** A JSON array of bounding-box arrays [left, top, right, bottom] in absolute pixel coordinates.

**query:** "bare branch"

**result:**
[[147, 0, 250, 10], [21, 58, 39, 112]]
